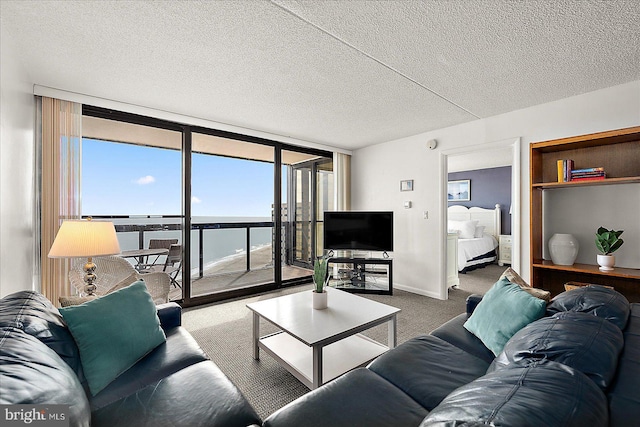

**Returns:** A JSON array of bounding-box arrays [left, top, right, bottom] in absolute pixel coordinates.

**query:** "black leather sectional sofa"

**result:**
[[264, 286, 640, 427], [0, 291, 261, 427], [2, 285, 639, 426]]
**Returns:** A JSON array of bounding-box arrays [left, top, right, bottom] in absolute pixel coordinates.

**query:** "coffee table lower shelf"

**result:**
[[259, 331, 388, 389]]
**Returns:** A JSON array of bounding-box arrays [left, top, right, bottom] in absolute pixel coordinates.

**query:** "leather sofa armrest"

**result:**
[[466, 294, 483, 315], [157, 302, 181, 330]]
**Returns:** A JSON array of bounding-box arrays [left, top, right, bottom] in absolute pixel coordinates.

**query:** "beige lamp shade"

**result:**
[[48, 219, 121, 258]]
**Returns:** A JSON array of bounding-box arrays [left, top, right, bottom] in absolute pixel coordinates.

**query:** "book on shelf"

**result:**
[[571, 167, 605, 174], [571, 167, 606, 181], [556, 159, 574, 182], [571, 172, 606, 179], [571, 175, 606, 182], [572, 171, 606, 176]]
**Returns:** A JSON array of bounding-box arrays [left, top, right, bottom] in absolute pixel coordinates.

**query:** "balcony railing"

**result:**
[[115, 221, 273, 279], [90, 216, 275, 279]]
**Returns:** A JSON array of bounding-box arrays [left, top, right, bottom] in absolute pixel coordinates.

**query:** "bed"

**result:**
[[448, 204, 501, 273]]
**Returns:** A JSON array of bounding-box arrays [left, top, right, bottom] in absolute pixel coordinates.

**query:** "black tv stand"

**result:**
[[327, 256, 393, 295]]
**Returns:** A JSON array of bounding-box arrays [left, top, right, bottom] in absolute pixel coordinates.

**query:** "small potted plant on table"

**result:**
[[312, 255, 329, 310], [595, 226, 624, 271]]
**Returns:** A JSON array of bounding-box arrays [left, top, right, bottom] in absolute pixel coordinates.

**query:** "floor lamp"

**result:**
[[48, 218, 121, 296]]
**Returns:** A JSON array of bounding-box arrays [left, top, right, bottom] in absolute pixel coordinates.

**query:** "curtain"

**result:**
[[334, 153, 351, 211], [41, 97, 82, 304]]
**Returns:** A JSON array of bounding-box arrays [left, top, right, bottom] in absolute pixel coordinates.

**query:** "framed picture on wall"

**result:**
[[448, 180, 470, 201]]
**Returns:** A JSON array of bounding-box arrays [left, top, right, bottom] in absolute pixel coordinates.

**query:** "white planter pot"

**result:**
[[548, 233, 579, 265], [312, 290, 328, 310], [597, 254, 615, 271]]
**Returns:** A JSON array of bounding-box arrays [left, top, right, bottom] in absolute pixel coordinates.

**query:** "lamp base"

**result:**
[[83, 258, 98, 296]]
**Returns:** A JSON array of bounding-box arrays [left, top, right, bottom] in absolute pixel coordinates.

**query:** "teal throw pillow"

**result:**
[[464, 277, 546, 356], [59, 280, 166, 395]]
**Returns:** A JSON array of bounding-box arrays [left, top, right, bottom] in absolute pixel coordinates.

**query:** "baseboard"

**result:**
[[394, 283, 445, 300]]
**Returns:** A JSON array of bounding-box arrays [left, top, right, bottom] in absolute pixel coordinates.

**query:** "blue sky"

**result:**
[[82, 139, 281, 218]]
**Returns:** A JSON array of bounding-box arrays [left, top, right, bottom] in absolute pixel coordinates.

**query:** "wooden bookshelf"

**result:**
[[530, 126, 640, 302], [531, 176, 640, 190]]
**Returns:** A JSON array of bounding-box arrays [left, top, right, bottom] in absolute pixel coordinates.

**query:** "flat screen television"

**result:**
[[323, 211, 393, 252]]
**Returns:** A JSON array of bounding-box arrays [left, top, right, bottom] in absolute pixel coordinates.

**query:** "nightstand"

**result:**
[[498, 235, 512, 266]]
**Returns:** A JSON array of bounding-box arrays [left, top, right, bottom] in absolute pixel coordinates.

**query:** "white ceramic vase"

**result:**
[[312, 290, 327, 310], [548, 233, 579, 265], [597, 254, 615, 271]]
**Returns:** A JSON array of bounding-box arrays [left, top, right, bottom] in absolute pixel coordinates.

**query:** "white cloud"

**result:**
[[192, 196, 202, 204], [135, 175, 155, 185]]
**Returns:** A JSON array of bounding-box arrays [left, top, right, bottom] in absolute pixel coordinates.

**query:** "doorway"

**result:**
[[286, 154, 334, 269], [441, 138, 521, 299]]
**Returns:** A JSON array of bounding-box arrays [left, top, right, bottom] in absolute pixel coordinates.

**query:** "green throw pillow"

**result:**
[[59, 280, 166, 395], [464, 277, 546, 356]]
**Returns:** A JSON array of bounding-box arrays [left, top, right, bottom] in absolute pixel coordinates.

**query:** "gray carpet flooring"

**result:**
[[182, 264, 503, 420]]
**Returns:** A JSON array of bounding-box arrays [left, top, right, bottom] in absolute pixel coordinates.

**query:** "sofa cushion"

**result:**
[[156, 302, 182, 329], [421, 360, 608, 427], [0, 327, 90, 427], [546, 285, 630, 330], [463, 277, 546, 355], [60, 281, 166, 395], [368, 334, 489, 410], [90, 326, 209, 410], [490, 311, 624, 389], [91, 361, 261, 427], [431, 313, 495, 364], [608, 303, 640, 427], [263, 368, 428, 427], [0, 291, 84, 380]]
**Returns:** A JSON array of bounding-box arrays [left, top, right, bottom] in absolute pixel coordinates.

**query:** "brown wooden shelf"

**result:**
[[530, 127, 640, 302], [532, 261, 640, 280], [530, 126, 640, 152], [532, 176, 640, 189]]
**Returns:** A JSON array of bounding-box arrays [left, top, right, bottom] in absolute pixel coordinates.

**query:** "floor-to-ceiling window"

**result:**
[[316, 159, 335, 256], [281, 150, 334, 272], [80, 106, 333, 306], [189, 132, 276, 298], [81, 113, 185, 301]]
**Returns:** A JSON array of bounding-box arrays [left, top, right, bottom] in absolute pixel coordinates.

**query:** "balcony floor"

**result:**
[[169, 264, 311, 301], [159, 244, 311, 301]]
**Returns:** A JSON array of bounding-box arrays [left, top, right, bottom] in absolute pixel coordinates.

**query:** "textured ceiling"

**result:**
[[2, 1, 639, 150]]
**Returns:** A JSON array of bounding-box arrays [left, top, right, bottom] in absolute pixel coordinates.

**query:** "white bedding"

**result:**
[[457, 233, 498, 271]]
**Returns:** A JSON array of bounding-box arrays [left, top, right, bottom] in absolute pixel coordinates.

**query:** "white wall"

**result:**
[[545, 185, 639, 268], [1, 27, 37, 297], [352, 80, 640, 299]]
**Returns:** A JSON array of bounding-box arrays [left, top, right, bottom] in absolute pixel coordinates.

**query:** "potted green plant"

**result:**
[[312, 255, 329, 309], [595, 227, 624, 271]]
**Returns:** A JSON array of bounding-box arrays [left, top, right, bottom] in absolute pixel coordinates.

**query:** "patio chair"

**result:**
[[145, 244, 182, 288], [141, 238, 178, 269], [69, 256, 171, 304]]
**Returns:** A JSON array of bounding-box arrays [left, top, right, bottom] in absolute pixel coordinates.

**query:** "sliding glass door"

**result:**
[[283, 152, 334, 270], [292, 164, 312, 267], [315, 159, 334, 256], [189, 132, 275, 298], [80, 105, 334, 306]]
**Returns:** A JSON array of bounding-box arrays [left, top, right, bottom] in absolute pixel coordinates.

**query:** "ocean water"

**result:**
[[112, 216, 273, 275]]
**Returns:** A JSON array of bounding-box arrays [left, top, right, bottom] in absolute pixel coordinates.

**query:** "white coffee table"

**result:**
[[246, 287, 400, 389]]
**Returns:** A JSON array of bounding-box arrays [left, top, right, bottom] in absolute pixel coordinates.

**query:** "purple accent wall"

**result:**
[[448, 166, 512, 235]]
